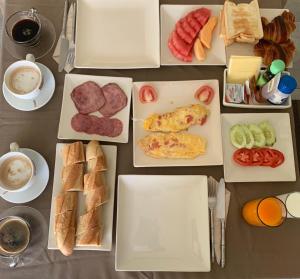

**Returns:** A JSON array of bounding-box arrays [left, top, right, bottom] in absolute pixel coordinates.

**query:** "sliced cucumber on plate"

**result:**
[[259, 121, 276, 146], [230, 125, 246, 149], [241, 125, 254, 148], [248, 124, 266, 147]]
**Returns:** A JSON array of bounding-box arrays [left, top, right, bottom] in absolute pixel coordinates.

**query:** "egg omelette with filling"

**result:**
[[143, 104, 209, 132], [138, 132, 206, 159]]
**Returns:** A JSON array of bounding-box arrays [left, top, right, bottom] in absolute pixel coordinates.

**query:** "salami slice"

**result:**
[[71, 113, 123, 137], [99, 83, 127, 117], [71, 81, 106, 114]]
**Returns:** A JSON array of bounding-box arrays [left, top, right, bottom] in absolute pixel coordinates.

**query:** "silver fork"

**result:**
[[208, 176, 217, 263], [66, 2, 76, 68]]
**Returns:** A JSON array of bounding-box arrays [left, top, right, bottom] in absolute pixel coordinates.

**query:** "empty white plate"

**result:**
[[222, 113, 296, 182], [75, 0, 160, 69], [116, 175, 210, 272], [47, 144, 117, 251]]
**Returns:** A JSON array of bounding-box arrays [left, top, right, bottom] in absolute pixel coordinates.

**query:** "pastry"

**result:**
[[62, 141, 85, 166], [55, 192, 78, 215], [83, 172, 106, 194], [86, 140, 105, 161], [62, 163, 84, 192], [77, 208, 101, 235], [85, 186, 108, 211]]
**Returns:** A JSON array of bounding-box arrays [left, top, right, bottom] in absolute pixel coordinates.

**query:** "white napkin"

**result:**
[[52, 3, 75, 73]]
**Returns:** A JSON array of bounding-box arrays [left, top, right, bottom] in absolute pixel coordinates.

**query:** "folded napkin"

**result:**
[[52, 3, 75, 73], [209, 176, 231, 266]]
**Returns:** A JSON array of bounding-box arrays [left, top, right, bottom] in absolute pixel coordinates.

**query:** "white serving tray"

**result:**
[[223, 69, 292, 109], [47, 143, 117, 251]]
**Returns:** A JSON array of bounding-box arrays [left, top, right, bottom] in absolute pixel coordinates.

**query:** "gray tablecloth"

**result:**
[[1, 0, 300, 278]]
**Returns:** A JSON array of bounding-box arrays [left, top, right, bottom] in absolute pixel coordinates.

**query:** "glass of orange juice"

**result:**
[[242, 196, 287, 227]]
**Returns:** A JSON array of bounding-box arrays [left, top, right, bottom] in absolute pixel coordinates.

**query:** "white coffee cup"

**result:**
[[0, 143, 35, 194], [3, 54, 42, 100]]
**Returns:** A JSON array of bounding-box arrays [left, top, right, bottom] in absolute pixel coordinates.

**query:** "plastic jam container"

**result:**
[[262, 74, 297, 105]]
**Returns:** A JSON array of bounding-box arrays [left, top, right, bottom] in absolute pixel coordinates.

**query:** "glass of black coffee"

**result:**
[[5, 8, 41, 46]]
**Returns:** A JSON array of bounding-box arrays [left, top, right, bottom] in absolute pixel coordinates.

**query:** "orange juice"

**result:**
[[242, 197, 286, 227]]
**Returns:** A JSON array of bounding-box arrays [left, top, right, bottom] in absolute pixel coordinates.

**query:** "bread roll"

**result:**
[[62, 163, 84, 192], [87, 156, 107, 172], [76, 227, 102, 246], [83, 172, 106, 194], [56, 227, 75, 256], [55, 192, 78, 215], [77, 208, 101, 235], [55, 210, 76, 233], [62, 142, 85, 166], [86, 141, 105, 161], [85, 186, 108, 211]]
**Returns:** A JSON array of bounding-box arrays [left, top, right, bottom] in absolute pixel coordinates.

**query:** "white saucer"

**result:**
[[2, 63, 55, 111], [0, 148, 49, 204]]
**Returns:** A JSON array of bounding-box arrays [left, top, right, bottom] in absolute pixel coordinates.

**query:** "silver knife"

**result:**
[[216, 178, 225, 268], [58, 0, 69, 72]]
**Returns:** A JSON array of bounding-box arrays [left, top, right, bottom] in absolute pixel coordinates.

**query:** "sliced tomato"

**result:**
[[194, 85, 214, 105], [139, 85, 158, 104], [233, 148, 252, 166], [270, 149, 285, 168], [251, 148, 264, 166], [261, 148, 275, 166]]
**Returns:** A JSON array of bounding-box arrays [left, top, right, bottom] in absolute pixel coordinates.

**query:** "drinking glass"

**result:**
[[242, 196, 287, 227]]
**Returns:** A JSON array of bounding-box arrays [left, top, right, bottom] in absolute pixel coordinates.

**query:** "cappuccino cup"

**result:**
[[0, 216, 31, 257], [0, 143, 35, 194], [3, 54, 42, 100]]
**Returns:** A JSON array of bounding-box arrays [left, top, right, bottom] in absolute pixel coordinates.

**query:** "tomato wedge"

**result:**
[[194, 85, 214, 105], [139, 85, 158, 104], [233, 148, 252, 166]]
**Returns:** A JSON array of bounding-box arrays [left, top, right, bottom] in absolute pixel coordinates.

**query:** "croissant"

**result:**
[[262, 11, 296, 43], [254, 39, 295, 66]]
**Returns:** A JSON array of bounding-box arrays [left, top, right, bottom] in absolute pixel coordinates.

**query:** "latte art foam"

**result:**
[[9, 67, 41, 94], [0, 156, 32, 189]]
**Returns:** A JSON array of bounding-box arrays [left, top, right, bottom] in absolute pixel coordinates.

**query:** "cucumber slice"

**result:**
[[259, 121, 276, 146], [230, 124, 246, 148], [241, 125, 254, 148], [248, 124, 266, 147]]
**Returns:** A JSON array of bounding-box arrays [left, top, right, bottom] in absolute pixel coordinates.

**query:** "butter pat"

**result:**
[[227, 56, 262, 84]]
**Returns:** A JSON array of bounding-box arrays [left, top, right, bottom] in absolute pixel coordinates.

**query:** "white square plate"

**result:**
[[47, 143, 117, 251], [133, 80, 223, 167], [116, 175, 210, 272], [58, 74, 132, 143], [160, 5, 226, 66], [75, 0, 160, 69], [222, 113, 296, 182], [225, 9, 293, 68]]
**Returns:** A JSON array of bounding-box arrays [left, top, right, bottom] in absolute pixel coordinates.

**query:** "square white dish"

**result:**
[[47, 143, 117, 251], [132, 80, 223, 167], [58, 74, 132, 143], [116, 175, 210, 272], [160, 5, 226, 66], [75, 0, 160, 69], [225, 9, 293, 68], [222, 113, 296, 183], [222, 69, 292, 109]]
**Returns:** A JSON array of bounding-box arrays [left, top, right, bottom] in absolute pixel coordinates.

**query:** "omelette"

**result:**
[[138, 132, 206, 159], [143, 104, 209, 132]]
